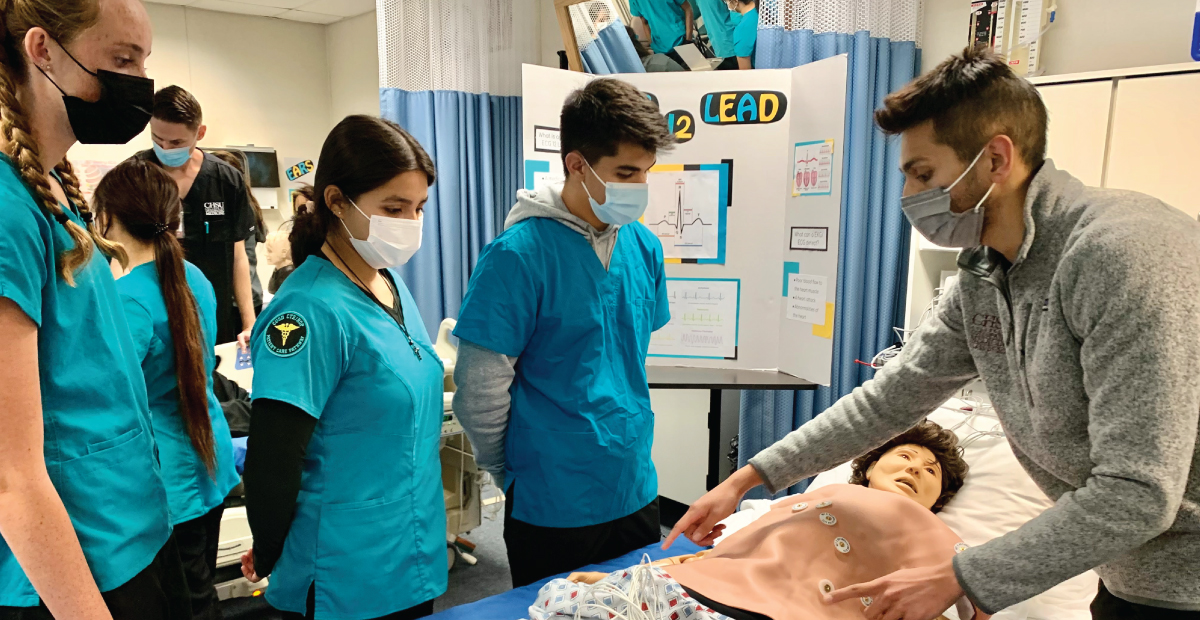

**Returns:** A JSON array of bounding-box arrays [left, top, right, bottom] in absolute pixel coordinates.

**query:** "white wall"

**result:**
[[540, 0, 565, 68], [67, 5, 335, 294], [327, 11, 381, 124], [921, 0, 1197, 75], [70, 5, 331, 177]]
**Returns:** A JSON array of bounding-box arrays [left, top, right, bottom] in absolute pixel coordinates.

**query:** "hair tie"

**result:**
[[154, 223, 170, 236], [53, 210, 70, 225], [80, 211, 94, 225]]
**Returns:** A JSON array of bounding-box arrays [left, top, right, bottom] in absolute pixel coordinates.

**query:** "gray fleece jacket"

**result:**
[[749, 161, 1200, 612], [453, 183, 620, 489]]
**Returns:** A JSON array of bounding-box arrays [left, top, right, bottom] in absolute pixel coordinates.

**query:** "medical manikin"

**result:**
[[526, 421, 988, 620]]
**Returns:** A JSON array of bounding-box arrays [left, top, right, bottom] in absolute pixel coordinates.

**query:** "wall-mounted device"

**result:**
[[225, 145, 280, 188], [969, 0, 1056, 77]]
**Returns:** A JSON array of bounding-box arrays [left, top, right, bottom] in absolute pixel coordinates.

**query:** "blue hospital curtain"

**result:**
[[582, 19, 647, 74], [380, 89, 523, 338], [738, 28, 919, 499]]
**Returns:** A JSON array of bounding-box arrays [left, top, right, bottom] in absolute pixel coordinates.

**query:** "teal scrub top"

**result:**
[[733, 7, 759, 64], [250, 257, 447, 620], [695, 0, 736, 57], [117, 261, 240, 526], [454, 214, 671, 529], [0, 156, 171, 606], [634, 0, 688, 54]]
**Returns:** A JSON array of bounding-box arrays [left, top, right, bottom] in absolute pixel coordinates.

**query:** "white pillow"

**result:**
[[720, 400, 1098, 620]]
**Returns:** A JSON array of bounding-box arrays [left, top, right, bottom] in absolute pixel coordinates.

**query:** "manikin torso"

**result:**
[[665, 484, 983, 620]]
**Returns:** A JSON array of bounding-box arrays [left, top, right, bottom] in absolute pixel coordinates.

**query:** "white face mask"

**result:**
[[341, 198, 423, 269]]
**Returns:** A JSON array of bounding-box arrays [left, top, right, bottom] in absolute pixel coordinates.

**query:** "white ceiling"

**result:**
[[145, 0, 376, 24]]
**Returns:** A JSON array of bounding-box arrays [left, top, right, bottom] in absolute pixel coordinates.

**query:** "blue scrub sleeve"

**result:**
[[629, 0, 643, 18], [250, 294, 346, 420], [0, 198, 48, 326], [119, 296, 155, 362], [453, 241, 539, 358], [652, 248, 671, 332]]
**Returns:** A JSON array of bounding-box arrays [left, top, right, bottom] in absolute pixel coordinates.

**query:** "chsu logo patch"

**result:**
[[266, 312, 309, 357], [204, 201, 225, 216]]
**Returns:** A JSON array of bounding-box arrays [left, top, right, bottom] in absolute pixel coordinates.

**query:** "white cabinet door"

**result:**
[[1106, 72, 1200, 219], [1036, 81, 1113, 187]]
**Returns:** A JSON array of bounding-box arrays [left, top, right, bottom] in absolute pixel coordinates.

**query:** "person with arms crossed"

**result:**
[[453, 78, 674, 587], [667, 47, 1200, 620], [132, 86, 257, 348], [0, 1, 190, 618], [95, 160, 241, 620]]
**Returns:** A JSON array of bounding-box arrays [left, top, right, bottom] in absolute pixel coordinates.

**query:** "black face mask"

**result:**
[[37, 42, 153, 145]]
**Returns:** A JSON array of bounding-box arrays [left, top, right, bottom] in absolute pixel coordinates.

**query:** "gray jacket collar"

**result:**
[[957, 159, 1080, 277]]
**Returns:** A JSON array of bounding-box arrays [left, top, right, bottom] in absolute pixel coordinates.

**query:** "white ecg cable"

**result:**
[[572, 555, 666, 620]]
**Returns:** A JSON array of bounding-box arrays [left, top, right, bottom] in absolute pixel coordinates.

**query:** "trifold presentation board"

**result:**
[[521, 56, 847, 385]]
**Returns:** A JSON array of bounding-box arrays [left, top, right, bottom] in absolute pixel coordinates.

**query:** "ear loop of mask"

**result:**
[[34, 38, 97, 98], [947, 145, 990, 193]]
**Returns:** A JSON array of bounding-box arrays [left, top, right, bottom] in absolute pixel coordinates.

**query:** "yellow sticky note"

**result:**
[[812, 302, 835, 339]]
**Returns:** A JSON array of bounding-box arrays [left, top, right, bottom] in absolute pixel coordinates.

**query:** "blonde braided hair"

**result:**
[[0, 0, 112, 285]]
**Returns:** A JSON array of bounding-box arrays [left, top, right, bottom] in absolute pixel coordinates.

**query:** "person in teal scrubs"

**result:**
[[452, 78, 674, 587], [732, 0, 759, 69], [0, 2, 189, 619], [94, 160, 241, 620], [694, 0, 736, 57], [239, 115, 446, 620], [632, 0, 694, 55]]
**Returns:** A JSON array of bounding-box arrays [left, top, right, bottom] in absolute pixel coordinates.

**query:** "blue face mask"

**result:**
[[581, 160, 649, 227], [153, 143, 192, 168]]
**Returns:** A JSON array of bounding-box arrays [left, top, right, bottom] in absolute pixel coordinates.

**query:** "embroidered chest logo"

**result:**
[[204, 201, 225, 216], [968, 313, 1006, 354], [265, 312, 308, 357]]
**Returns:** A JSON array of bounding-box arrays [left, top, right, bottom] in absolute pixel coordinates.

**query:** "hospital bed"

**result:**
[[428, 538, 706, 620], [425, 397, 1100, 620]]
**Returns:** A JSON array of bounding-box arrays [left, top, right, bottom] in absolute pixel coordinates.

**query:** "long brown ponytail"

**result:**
[[0, 0, 125, 285], [94, 160, 216, 473]]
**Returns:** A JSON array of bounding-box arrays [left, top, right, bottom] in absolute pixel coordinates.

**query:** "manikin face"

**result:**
[[865, 444, 943, 510], [264, 231, 291, 268]]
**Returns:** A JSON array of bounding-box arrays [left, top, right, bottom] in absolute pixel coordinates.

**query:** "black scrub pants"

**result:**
[[278, 586, 434, 620], [0, 536, 192, 620], [503, 482, 661, 588], [173, 505, 224, 620], [1091, 582, 1200, 619]]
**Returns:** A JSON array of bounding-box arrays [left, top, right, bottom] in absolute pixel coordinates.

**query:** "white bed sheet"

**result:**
[[715, 399, 1099, 620]]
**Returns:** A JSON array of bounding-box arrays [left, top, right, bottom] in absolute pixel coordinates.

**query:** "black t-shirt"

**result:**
[[133, 149, 256, 342]]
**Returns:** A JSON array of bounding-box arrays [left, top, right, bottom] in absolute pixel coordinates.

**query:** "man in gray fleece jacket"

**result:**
[[666, 48, 1200, 619]]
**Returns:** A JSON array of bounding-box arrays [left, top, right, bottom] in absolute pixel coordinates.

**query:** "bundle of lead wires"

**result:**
[[858, 286, 948, 370]]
